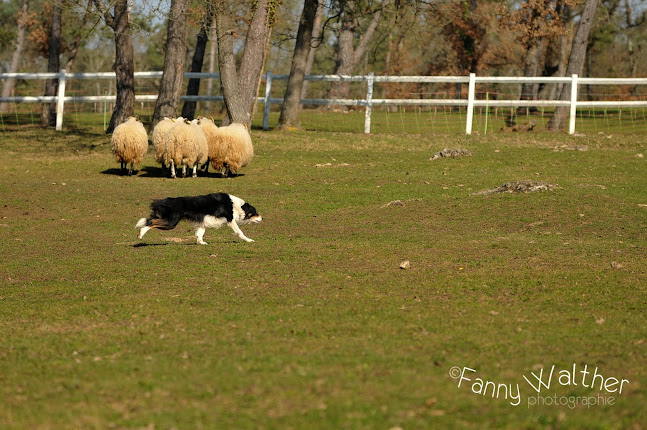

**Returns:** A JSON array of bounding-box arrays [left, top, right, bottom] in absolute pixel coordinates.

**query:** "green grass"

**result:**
[[2, 105, 647, 135], [1, 128, 646, 429]]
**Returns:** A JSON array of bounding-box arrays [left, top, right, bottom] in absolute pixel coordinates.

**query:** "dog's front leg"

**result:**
[[195, 226, 208, 245], [227, 221, 254, 242]]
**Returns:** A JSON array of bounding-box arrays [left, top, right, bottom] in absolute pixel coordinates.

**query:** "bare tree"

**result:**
[[40, 2, 62, 128], [301, 0, 324, 99], [93, 0, 136, 133], [64, 0, 95, 72], [277, 0, 319, 129], [181, 5, 214, 120], [151, 0, 190, 128], [548, 0, 599, 131], [213, 0, 248, 124], [328, 0, 390, 101], [220, 0, 279, 127], [1, 0, 31, 113], [205, 15, 218, 114]]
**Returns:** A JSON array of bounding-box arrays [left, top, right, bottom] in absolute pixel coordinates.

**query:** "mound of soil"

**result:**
[[471, 180, 560, 196], [499, 121, 536, 132], [429, 148, 473, 161]]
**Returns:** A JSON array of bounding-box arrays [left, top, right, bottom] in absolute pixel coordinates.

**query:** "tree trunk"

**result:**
[[0, 0, 30, 113], [328, 0, 389, 101], [152, 0, 189, 129], [328, 17, 356, 101], [301, 0, 324, 99], [548, 0, 599, 131], [181, 7, 214, 120], [277, 0, 319, 129], [41, 3, 62, 128], [220, 0, 276, 127], [519, 37, 545, 114], [93, 0, 136, 133], [214, 0, 248, 124], [205, 15, 218, 114]]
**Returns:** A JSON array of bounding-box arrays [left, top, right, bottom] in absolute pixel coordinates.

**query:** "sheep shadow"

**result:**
[[100, 166, 246, 179], [101, 168, 134, 177], [101, 166, 168, 178]]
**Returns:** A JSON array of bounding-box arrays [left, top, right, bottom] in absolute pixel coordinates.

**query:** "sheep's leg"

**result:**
[[227, 221, 254, 243], [129, 162, 134, 176], [203, 161, 209, 173], [192, 164, 198, 178], [182, 164, 187, 178], [170, 161, 176, 178], [120, 161, 127, 175], [195, 226, 207, 245]]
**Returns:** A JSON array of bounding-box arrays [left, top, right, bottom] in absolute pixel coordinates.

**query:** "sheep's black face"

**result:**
[[241, 203, 262, 224]]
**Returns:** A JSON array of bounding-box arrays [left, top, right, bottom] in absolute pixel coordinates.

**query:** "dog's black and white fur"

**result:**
[[136, 193, 262, 244]]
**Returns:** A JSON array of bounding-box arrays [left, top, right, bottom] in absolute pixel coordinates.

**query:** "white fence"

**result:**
[[2, 70, 647, 133]]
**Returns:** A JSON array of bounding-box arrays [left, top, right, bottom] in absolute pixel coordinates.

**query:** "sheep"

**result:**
[[110, 116, 148, 176], [152, 116, 178, 171], [205, 122, 254, 177], [163, 118, 208, 178], [196, 116, 222, 174]]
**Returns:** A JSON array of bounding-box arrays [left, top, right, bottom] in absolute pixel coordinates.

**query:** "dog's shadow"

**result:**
[[132, 242, 168, 248]]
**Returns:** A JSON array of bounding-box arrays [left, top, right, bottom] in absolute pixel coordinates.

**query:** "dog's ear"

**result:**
[[241, 203, 258, 218]]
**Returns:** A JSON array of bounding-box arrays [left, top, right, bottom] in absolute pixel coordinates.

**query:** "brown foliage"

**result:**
[[501, 0, 576, 46]]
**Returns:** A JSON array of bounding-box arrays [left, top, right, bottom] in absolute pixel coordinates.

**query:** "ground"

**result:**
[[0, 128, 645, 429]]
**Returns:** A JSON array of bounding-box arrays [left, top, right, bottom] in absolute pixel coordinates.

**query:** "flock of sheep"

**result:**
[[110, 116, 254, 177]]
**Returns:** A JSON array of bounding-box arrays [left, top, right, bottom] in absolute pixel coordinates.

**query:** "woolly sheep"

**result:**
[[152, 116, 178, 169], [206, 122, 254, 177], [196, 116, 222, 173], [110, 116, 148, 176], [163, 118, 208, 178]]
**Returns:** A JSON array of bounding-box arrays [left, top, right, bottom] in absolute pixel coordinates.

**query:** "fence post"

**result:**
[[364, 72, 375, 134], [569, 73, 578, 135], [465, 73, 476, 135], [55, 69, 66, 131], [263, 71, 272, 131]]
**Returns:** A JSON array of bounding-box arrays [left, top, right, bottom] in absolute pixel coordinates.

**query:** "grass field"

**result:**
[[1, 127, 646, 429]]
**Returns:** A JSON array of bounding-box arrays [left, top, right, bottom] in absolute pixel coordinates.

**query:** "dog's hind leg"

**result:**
[[227, 221, 254, 243]]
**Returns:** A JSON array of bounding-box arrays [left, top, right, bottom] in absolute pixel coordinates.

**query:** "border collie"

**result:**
[[136, 193, 262, 244]]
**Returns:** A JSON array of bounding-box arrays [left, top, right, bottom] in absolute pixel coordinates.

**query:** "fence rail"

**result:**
[[2, 71, 647, 134]]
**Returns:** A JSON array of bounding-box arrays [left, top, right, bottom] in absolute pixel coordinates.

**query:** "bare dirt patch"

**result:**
[[471, 180, 560, 196], [429, 148, 472, 161]]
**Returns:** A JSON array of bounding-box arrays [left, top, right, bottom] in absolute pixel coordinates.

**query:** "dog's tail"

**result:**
[[135, 217, 148, 229]]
